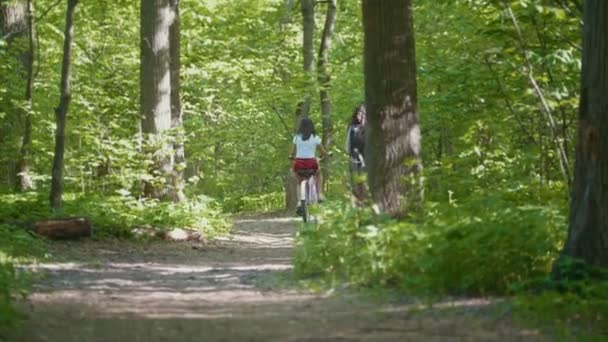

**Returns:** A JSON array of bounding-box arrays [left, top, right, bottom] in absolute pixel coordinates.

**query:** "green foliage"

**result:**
[[222, 191, 284, 213], [0, 224, 44, 334], [514, 286, 608, 339], [295, 182, 566, 295], [0, 192, 230, 238], [513, 260, 608, 339]]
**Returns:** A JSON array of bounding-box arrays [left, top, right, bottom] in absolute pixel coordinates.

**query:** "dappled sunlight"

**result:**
[[14, 218, 551, 341]]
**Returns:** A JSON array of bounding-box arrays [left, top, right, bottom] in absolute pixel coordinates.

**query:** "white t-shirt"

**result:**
[[293, 134, 321, 159]]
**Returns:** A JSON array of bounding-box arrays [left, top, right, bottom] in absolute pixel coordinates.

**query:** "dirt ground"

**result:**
[[10, 217, 548, 341]]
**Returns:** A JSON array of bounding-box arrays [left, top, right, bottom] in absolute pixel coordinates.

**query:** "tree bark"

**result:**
[[32, 217, 91, 239], [15, 0, 35, 191], [553, 0, 608, 273], [362, 0, 422, 217], [1, 0, 33, 191], [140, 0, 175, 200], [318, 0, 337, 192], [49, 0, 77, 211], [284, 0, 315, 212], [300, 0, 315, 117], [285, 104, 305, 212], [169, 0, 185, 202], [0, 1, 27, 40]]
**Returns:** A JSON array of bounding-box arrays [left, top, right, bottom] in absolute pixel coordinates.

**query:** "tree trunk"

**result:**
[[318, 0, 337, 192], [362, 0, 422, 218], [503, 1, 572, 187], [0, 1, 27, 40], [169, 0, 185, 202], [300, 0, 315, 117], [32, 217, 91, 239], [553, 0, 608, 273], [140, 0, 174, 200], [1, 0, 33, 191], [284, 0, 316, 211], [285, 104, 305, 212], [49, 0, 77, 211], [280, 0, 295, 26], [15, 0, 35, 192]]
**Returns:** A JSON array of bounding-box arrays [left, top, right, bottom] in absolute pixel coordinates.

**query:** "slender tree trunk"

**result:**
[[503, 1, 572, 187], [285, 104, 305, 212], [16, 0, 35, 191], [169, 0, 185, 202], [281, 0, 295, 26], [553, 0, 608, 273], [362, 0, 422, 217], [300, 0, 315, 117], [140, 0, 174, 200], [285, 0, 315, 212], [318, 0, 337, 192], [50, 0, 77, 210]]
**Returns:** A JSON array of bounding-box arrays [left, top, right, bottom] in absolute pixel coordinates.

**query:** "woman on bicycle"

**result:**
[[289, 117, 328, 206]]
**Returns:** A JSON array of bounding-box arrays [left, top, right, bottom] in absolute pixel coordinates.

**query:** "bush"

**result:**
[[513, 271, 608, 339], [294, 188, 566, 295], [222, 191, 283, 213], [0, 192, 230, 238], [0, 224, 44, 335]]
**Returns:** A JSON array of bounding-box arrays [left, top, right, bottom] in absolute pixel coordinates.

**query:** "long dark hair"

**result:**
[[351, 103, 366, 126], [297, 117, 317, 141]]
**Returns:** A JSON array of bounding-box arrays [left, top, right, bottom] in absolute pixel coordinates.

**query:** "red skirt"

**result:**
[[293, 158, 319, 171]]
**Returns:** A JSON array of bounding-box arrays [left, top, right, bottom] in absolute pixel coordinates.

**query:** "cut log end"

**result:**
[[32, 217, 92, 239]]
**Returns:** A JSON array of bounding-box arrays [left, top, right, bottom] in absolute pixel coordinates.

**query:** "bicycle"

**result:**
[[295, 168, 318, 223]]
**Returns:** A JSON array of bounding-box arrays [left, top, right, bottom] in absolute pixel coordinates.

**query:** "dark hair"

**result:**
[[297, 117, 317, 141], [351, 103, 366, 126]]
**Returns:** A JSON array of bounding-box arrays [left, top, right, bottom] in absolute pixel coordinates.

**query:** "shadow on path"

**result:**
[[12, 217, 546, 341]]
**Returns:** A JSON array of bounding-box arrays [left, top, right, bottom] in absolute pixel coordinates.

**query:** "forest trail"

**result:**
[[12, 217, 546, 341]]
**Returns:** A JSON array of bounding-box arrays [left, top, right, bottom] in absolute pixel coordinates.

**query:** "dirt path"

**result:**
[[12, 217, 546, 341]]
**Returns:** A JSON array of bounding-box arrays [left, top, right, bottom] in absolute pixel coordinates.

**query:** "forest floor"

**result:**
[[11, 216, 549, 341]]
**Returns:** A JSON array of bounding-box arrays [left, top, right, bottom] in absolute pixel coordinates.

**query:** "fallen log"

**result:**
[[31, 217, 92, 239]]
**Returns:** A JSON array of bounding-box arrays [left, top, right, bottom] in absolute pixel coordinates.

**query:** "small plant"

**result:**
[[513, 263, 608, 340], [0, 224, 44, 335]]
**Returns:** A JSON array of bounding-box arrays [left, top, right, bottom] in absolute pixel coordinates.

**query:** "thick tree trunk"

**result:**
[[49, 0, 77, 211], [0, 1, 27, 39], [553, 0, 608, 272], [169, 0, 185, 202], [318, 0, 337, 192], [1, 0, 33, 191], [140, 0, 175, 200], [300, 0, 315, 117], [362, 0, 422, 217], [15, 0, 35, 191]]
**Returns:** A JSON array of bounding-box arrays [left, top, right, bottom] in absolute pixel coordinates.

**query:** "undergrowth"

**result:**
[[293, 174, 606, 337], [0, 192, 230, 239], [0, 224, 44, 335], [295, 191, 566, 295]]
